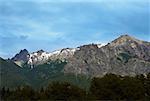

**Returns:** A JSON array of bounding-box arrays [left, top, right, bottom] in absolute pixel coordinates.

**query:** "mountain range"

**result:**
[[0, 34, 150, 88]]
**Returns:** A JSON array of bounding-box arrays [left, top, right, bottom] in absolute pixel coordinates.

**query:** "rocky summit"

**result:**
[[64, 35, 150, 77]]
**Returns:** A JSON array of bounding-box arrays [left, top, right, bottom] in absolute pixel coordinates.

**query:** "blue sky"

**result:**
[[0, 0, 149, 58]]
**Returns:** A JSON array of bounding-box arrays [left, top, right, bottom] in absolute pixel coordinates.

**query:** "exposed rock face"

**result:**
[[108, 35, 150, 61], [63, 44, 110, 76], [64, 35, 150, 77], [11, 49, 29, 63]]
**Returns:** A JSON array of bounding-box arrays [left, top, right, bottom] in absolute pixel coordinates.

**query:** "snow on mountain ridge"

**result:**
[[28, 48, 78, 67]]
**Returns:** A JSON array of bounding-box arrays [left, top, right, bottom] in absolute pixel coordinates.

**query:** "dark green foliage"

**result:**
[[8, 86, 36, 100], [1, 57, 150, 100], [1, 82, 86, 101], [117, 52, 132, 63], [1, 73, 150, 100], [145, 73, 150, 99], [26, 60, 90, 89], [121, 76, 145, 100], [90, 73, 149, 100], [45, 82, 86, 100], [0, 58, 29, 88], [90, 74, 123, 100]]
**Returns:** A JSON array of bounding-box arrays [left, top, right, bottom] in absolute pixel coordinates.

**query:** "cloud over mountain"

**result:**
[[0, 0, 149, 58]]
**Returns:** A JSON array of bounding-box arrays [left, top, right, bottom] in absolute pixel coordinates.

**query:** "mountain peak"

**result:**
[[110, 34, 143, 46], [11, 49, 29, 62], [20, 49, 28, 53], [116, 34, 134, 41], [118, 34, 135, 40], [37, 49, 45, 53]]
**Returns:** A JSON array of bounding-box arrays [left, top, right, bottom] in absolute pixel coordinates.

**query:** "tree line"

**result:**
[[1, 73, 150, 100]]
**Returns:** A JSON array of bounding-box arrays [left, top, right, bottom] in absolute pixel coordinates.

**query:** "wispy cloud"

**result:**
[[0, 0, 149, 58]]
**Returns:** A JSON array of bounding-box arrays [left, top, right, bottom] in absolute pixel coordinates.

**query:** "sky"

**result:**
[[0, 0, 149, 58]]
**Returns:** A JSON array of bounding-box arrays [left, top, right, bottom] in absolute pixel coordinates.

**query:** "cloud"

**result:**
[[0, 0, 149, 58], [20, 35, 28, 40]]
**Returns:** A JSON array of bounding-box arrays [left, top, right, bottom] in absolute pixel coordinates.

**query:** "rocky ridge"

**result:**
[[11, 35, 150, 77], [64, 35, 150, 77]]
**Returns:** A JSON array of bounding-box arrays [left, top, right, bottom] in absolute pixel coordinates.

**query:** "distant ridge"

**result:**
[[9, 34, 150, 77]]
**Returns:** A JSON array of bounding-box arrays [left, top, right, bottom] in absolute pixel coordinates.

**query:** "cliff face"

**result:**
[[64, 35, 150, 77]]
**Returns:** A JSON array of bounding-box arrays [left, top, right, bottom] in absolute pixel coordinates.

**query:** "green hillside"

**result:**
[[0, 57, 29, 88], [0, 58, 90, 90]]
